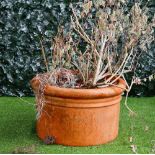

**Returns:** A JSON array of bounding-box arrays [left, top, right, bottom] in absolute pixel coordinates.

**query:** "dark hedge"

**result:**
[[0, 0, 155, 97]]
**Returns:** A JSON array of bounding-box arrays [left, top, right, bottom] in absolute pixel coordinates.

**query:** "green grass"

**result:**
[[0, 97, 155, 154]]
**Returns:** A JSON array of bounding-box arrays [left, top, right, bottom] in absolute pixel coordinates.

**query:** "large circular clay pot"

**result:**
[[31, 75, 126, 146]]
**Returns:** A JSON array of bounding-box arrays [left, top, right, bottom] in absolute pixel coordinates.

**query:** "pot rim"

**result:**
[[31, 75, 126, 99]]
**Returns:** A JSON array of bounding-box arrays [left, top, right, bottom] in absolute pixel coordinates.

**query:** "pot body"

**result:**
[[31, 76, 125, 146]]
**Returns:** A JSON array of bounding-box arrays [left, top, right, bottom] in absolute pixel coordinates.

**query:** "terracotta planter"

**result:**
[[31, 76, 126, 146]]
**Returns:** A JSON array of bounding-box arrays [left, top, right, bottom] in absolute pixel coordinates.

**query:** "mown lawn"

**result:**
[[0, 97, 155, 154]]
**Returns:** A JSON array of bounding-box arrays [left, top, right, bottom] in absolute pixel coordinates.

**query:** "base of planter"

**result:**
[[37, 131, 118, 146], [36, 96, 121, 146]]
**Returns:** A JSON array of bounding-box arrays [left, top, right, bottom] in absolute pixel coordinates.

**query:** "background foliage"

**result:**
[[0, 0, 155, 96]]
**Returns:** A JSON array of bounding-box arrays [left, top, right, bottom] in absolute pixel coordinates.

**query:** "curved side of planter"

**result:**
[[31, 77, 126, 146]]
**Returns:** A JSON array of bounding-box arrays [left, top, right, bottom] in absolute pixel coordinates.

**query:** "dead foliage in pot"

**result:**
[[34, 0, 155, 118]]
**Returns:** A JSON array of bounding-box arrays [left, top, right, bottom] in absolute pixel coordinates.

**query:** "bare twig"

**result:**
[[40, 39, 49, 72], [125, 78, 136, 115]]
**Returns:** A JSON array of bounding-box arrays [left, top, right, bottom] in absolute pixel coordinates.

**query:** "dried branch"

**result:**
[[40, 40, 49, 72], [93, 35, 108, 85]]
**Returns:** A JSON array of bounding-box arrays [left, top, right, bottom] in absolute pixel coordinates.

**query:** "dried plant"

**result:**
[[40, 0, 155, 89], [35, 73, 49, 119], [37, 0, 155, 116], [48, 68, 77, 88]]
